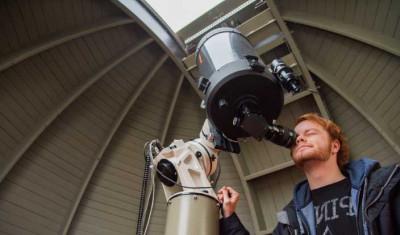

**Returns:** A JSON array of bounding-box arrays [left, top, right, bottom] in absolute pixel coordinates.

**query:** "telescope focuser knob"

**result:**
[[245, 55, 265, 73], [198, 76, 210, 93]]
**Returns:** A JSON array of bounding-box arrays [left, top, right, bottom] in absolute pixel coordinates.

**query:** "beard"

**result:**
[[291, 144, 331, 167]]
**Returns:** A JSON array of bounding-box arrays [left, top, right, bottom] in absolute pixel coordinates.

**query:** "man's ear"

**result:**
[[331, 139, 340, 155]]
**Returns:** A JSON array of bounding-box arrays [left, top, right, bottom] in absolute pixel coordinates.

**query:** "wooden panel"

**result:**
[[380, 81, 400, 123], [314, 32, 336, 68], [373, 0, 391, 32], [342, 46, 373, 89], [365, 57, 399, 107], [0, 1, 398, 235], [245, 161, 295, 181], [364, 0, 380, 29], [216, 152, 255, 234], [290, 23, 400, 154], [62, 53, 168, 234], [0, 202, 58, 234], [383, 0, 400, 37], [319, 80, 400, 166], [0, 23, 146, 180], [146, 184, 168, 235], [355, 50, 388, 97], [143, 81, 206, 235], [0, 219, 37, 235], [165, 81, 206, 143], [250, 166, 305, 232], [69, 59, 180, 235], [247, 22, 281, 46], [238, 9, 274, 37], [277, 0, 400, 42], [0, 0, 124, 56], [353, 0, 368, 26], [0, 34, 160, 235]]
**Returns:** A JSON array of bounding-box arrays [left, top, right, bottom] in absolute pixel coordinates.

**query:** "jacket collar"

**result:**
[[292, 158, 380, 209], [344, 158, 380, 189]]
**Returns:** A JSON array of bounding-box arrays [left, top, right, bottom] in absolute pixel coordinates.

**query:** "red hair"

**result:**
[[295, 113, 350, 168]]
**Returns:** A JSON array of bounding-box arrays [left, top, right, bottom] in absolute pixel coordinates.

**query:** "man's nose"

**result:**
[[296, 134, 305, 144]]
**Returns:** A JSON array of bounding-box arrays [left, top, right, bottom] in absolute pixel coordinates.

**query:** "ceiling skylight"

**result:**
[[145, 0, 225, 32]]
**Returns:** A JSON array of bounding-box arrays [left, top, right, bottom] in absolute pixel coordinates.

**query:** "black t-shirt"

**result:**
[[311, 178, 357, 235]]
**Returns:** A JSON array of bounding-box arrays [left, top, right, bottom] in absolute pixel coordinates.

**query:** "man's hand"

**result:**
[[217, 186, 240, 218]]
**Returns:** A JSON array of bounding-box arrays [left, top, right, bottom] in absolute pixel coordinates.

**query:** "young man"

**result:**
[[218, 113, 400, 235]]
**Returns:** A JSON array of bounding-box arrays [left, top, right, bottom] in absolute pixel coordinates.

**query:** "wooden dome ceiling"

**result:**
[[0, 0, 398, 234]]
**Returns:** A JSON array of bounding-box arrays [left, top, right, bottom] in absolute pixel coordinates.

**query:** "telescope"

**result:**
[[138, 27, 302, 235], [196, 27, 300, 152]]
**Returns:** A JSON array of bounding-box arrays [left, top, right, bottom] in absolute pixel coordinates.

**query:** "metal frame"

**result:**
[[231, 154, 263, 234], [266, 0, 330, 119]]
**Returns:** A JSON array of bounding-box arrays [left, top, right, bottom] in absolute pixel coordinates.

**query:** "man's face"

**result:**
[[291, 120, 336, 166]]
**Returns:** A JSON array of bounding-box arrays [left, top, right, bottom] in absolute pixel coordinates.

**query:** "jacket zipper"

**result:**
[[286, 224, 294, 235], [361, 177, 369, 235], [359, 164, 399, 235], [355, 179, 364, 235], [364, 165, 399, 221]]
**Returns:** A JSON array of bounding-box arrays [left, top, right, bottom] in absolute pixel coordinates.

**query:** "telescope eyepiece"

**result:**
[[264, 124, 297, 148], [271, 59, 302, 94]]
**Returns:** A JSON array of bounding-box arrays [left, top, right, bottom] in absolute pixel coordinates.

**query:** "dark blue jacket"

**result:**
[[220, 159, 400, 235]]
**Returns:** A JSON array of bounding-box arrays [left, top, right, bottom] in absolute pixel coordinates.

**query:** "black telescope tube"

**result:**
[[195, 27, 299, 150], [195, 27, 284, 140]]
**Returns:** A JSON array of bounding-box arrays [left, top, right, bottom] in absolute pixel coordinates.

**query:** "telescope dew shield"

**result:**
[[195, 27, 284, 140]]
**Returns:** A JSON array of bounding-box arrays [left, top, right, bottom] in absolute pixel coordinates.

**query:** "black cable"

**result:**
[[136, 142, 152, 235]]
